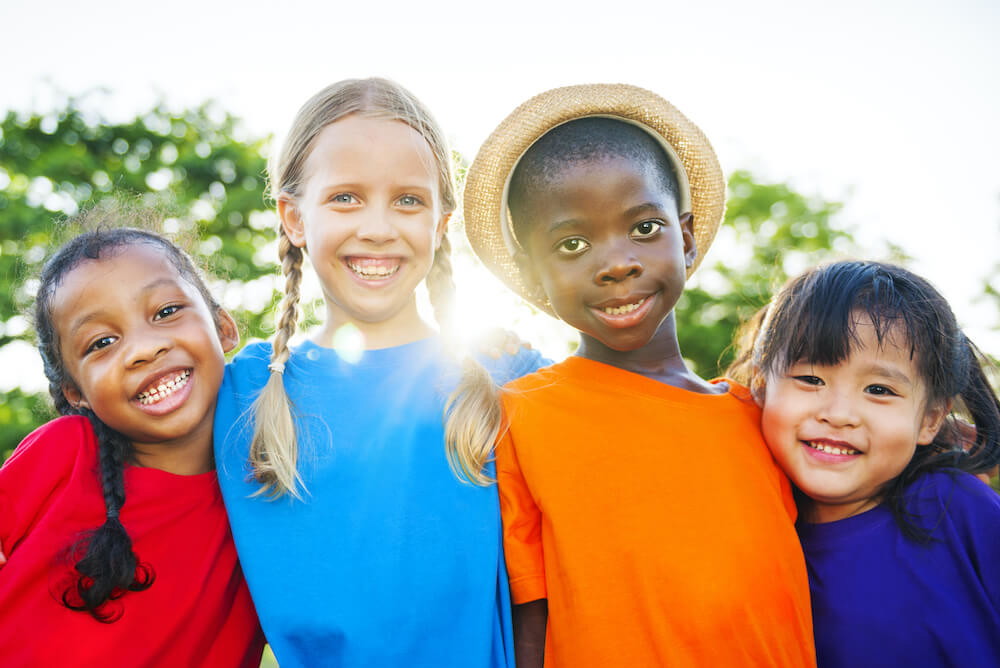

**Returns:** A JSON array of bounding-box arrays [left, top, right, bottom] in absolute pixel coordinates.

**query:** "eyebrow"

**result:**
[[67, 277, 184, 336], [861, 362, 914, 386]]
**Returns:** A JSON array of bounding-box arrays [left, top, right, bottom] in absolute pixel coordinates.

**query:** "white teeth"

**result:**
[[807, 441, 860, 456], [348, 261, 399, 278], [137, 370, 191, 405], [602, 297, 646, 315]]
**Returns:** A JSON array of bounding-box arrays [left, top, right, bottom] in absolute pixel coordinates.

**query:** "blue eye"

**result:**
[[556, 238, 589, 255], [630, 220, 663, 239], [397, 195, 423, 207], [331, 193, 358, 204]]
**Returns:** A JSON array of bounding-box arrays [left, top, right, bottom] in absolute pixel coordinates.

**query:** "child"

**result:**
[[0, 218, 264, 665], [462, 84, 816, 667], [213, 78, 545, 667], [739, 260, 1000, 666]]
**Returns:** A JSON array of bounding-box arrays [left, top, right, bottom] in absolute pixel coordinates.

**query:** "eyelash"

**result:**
[[630, 220, 664, 239], [556, 238, 590, 255]]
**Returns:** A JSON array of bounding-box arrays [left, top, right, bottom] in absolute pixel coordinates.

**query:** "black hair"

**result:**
[[507, 116, 682, 250], [743, 260, 1000, 540], [34, 225, 222, 622]]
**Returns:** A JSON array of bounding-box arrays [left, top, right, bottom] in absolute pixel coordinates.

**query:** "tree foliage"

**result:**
[[0, 96, 277, 457], [677, 169, 858, 378]]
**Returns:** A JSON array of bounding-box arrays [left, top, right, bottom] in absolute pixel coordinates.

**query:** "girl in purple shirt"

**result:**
[[735, 260, 1000, 667]]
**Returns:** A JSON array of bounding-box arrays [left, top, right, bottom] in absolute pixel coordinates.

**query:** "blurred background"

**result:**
[[2, 1, 997, 663], [2, 0, 998, 461]]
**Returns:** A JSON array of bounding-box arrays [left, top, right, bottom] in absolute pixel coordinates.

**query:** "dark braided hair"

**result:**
[[743, 261, 1000, 540], [34, 224, 221, 622]]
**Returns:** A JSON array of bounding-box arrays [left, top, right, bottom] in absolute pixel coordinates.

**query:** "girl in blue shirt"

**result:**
[[734, 260, 1000, 667], [213, 78, 543, 668]]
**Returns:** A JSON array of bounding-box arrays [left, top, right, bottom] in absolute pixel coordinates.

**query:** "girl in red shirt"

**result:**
[[0, 213, 263, 666]]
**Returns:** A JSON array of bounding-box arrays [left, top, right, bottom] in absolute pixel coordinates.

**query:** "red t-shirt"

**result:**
[[498, 358, 816, 667], [0, 416, 263, 667]]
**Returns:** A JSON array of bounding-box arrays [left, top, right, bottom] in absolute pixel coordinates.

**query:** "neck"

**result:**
[[131, 428, 215, 475], [314, 308, 437, 350], [576, 315, 723, 394]]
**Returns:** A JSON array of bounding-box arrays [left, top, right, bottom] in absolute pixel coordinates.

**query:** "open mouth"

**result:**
[[601, 297, 647, 315], [136, 369, 191, 405], [347, 257, 400, 279], [804, 440, 861, 456]]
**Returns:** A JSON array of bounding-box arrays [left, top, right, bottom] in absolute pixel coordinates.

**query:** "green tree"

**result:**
[[676, 169, 859, 378], [0, 95, 277, 459]]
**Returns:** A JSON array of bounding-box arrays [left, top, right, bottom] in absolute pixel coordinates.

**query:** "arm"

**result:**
[[513, 599, 547, 668]]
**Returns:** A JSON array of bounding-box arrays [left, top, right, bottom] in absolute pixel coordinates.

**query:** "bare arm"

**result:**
[[513, 599, 547, 668]]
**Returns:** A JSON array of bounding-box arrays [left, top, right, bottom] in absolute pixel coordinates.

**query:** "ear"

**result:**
[[215, 308, 240, 354], [434, 212, 451, 249], [514, 249, 547, 303], [917, 399, 952, 445], [61, 382, 90, 411], [277, 193, 307, 248], [679, 212, 698, 269]]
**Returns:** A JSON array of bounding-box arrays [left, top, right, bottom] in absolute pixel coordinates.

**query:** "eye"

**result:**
[[865, 384, 898, 397], [555, 237, 590, 255], [630, 220, 664, 239], [793, 375, 823, 387], [330, 193, 358, 205], [396, 194, 424, 207], [154, 304, 183, 320], [86, 335, 117, 354]]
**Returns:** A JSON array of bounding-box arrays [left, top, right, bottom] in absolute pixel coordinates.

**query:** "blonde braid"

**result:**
[[249, 229, 306, 499], [428, 234, 505, 486]]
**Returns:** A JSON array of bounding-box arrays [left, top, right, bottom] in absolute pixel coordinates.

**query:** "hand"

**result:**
[[478, 328, 531, 359]]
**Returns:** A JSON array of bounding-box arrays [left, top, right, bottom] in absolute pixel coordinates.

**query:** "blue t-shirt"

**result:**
[[214, 338, 546, 668], [798, 471, 1000, 667]]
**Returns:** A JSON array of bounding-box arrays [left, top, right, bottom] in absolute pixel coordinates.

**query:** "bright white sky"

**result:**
[[2, 0, 999, 380]]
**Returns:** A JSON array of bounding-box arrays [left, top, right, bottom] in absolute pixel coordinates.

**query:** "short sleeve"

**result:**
[[948, 474, 1000, 609], [495, 426, 547, 604], [0, 418, 82, 557], [479, 346, 551, 387]]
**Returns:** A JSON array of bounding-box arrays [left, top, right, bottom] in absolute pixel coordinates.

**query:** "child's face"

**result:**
[[760, 316, 947, 523], [516, 155, 695, 352], [279, 115, 448, 345], [53, 244, 238, 460]]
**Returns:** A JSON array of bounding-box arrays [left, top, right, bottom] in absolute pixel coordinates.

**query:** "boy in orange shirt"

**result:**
[[464, 85, 815, 667]]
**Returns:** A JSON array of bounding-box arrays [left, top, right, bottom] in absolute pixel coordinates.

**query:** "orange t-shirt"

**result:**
[[497, 357, 815, 668]]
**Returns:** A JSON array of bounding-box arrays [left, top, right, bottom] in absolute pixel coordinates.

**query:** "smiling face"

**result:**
[[279, 115, 448, 348], [760, 316, 947, 523], [52, 244, 237, 463], [516, 155, 696, 354]]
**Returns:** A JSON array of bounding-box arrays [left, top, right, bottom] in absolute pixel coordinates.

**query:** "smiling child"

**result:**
[[464, 84, 815, 667]]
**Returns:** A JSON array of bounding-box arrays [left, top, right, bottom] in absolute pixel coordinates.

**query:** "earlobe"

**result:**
[[277, 193, 307, 248], [435, 212, 452, 249], [216, 309, 240, 354], [61, 383, 89, 411], [680, 212, 698, 268], [917, 399, 952, 445]]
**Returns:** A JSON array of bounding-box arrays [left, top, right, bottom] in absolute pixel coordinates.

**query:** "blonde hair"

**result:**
[[251, 78, 502, 498]]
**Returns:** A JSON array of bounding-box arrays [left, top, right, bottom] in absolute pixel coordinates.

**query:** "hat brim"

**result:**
[[463, 83, 725, 316]]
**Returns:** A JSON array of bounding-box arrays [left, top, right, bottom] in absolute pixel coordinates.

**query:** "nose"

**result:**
[[816, 389, 860, 428], [595, 244, 643, 284], [126, 325, 171, 367], [356, 207, 400, 244]]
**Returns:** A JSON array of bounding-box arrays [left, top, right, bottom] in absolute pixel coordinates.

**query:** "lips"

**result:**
[[345, 256, 401, 279], [803, 439, 862, 456], [589, 293, 656, 329], [135, 369, 191, 405]]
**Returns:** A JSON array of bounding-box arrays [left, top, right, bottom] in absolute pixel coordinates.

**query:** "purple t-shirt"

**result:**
[[798, 471, 1000, 667]]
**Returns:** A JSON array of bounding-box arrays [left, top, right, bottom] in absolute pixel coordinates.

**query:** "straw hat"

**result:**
[[463, 83, 725, 316]]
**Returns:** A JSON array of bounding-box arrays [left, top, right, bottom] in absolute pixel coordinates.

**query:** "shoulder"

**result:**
[[478, 345, 551, 386], [1, 415, 94, 481], [906, 470, 1000, 530]]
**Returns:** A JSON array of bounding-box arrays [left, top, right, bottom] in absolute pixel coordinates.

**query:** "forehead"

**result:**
[[523, 155, 678, 220], [303, 115, 438, 185], [51, 244, 192, 326]]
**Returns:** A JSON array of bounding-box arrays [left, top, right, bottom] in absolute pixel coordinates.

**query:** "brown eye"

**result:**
[[556, 238, 589, 255], [630, 220, 663, 239]]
